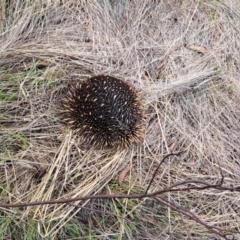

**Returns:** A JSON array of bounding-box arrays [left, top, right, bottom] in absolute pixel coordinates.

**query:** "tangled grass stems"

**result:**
[[0, 0, 240, 239]]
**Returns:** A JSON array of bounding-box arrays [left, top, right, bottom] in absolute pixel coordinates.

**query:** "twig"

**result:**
[[154, 196, 235, 239], [0, 153, 239, 239], [145, 151, 184, 194], [1, 178, 240, 208]]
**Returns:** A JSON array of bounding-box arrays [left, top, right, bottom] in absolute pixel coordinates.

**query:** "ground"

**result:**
[[0, 0, 240, 239]]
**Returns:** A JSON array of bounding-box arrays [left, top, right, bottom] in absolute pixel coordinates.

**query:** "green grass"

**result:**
[[73, 179, 169, 239], [7, 131, 30, 150]]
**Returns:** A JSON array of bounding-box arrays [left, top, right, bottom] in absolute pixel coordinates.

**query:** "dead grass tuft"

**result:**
[[0, 0, 240, 239]]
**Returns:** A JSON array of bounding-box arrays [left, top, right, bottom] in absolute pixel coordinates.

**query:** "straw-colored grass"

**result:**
[[0, 0, 240, 239]]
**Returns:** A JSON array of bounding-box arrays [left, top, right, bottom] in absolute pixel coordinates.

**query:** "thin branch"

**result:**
[[145, 151, 184, 194], [0, 153, 239, 239], [154, 196, 235, 239], [1, 179, 240, 208]]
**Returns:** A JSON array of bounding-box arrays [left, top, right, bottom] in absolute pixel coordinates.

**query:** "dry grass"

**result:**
[[0, 0, 240, 239]]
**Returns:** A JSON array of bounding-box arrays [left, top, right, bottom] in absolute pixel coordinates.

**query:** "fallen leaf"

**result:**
[[168, 140, 177, 153], [157, 61, 165, 70], [145, 216, 165, 229], [118, 164, 133, 185], [188, 45, 209, 55], [163, 140, 178, 157], [191, 158, 196, 165], [167, 45, 179, 55]]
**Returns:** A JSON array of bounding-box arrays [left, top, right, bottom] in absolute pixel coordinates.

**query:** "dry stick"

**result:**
[[0, 152, 238, 239], [145, 151, 184, 194], [154, 158, 236, 239], [0, 157, 239, 238], [154, 196, 235, 240], [1, 179, 240, 208]]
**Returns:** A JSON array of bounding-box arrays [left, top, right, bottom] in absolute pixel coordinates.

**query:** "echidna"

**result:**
[[60, 75, 145, 150]]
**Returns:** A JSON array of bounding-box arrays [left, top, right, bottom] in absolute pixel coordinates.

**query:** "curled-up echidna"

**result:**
[[60, 75, 145, 150]]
